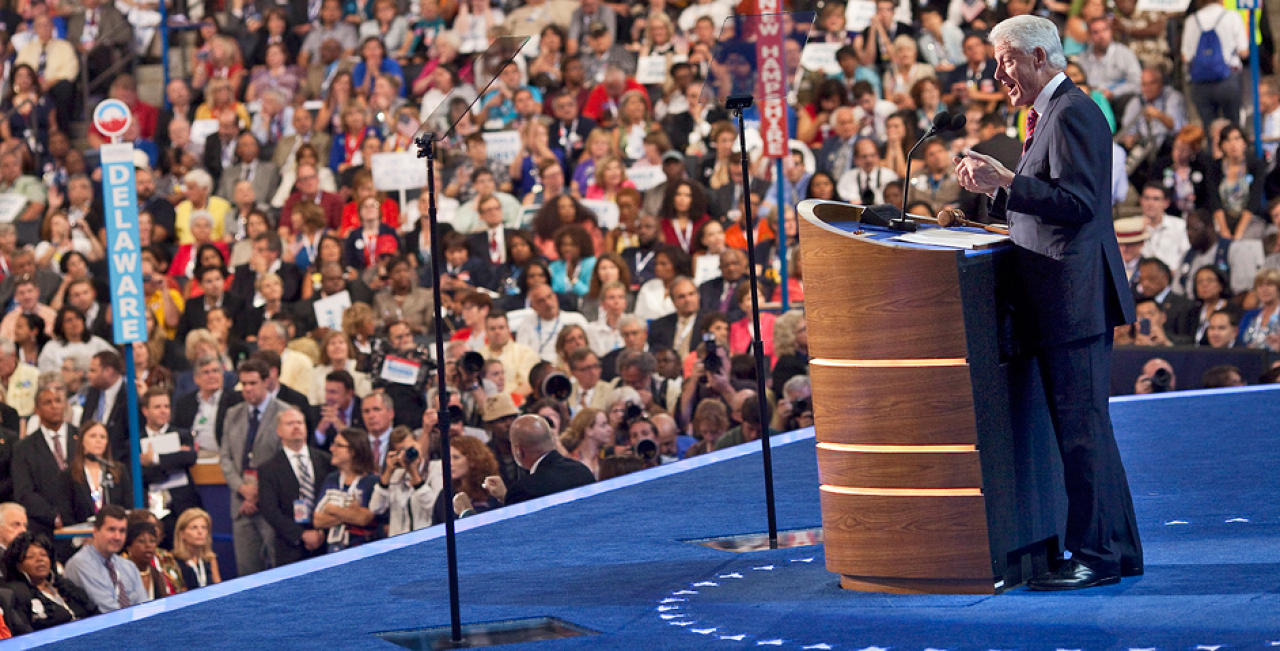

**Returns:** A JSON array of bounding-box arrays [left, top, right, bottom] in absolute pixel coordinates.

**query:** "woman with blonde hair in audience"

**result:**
[[1238, 268, 1280, 351], [173, 508, 221, 589], [584, 156, 635, 203], [342, 302, 379, 362], [241, 272, 288, 343], [771, 309, 809, 397], [613, 90, 660, 164], [315, 428, 380, 552], [637, 11, 687, 58], [684, 399, 730, 457], [881, 35, 934, 108], [192, 35, 247, 98], [193, 78, 250, 129], [70, 420, 132, 520], [432, 434, 500, 524], [311, 331, 374, 404], [572, 128, 617, 198], [561, 407, 612, 478]]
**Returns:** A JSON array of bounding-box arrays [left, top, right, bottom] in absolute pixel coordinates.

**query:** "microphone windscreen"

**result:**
[[931, 111, 951, 130], [949, 114, 968, 131]]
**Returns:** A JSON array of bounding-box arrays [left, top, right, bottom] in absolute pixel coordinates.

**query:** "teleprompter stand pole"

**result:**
[[415, 134, 463, 644], [728, 94, 779, 549]]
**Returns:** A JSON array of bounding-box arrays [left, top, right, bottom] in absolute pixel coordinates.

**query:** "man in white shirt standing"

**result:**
[[1138, 184, 1190, 281], [515, 285, 589, 363]]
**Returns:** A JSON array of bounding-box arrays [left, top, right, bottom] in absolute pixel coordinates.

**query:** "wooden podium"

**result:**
[[797, 200, 1064, 594]]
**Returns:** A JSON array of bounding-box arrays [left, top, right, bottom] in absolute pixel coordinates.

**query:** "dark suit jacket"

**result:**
[[216, 159, 281, 204], [12, 425, 78, 542], [203, 133, 237, 186], [177, 293, 246, 342], [257, 446, 332, 565], [503, 450, 594, 505], [648, 311, 703, 352], [989, 78, 1135, 347], [0, 585, 32, 635], [291, 284, 375, 334], [312, 395, 363, 450], [4, 576, 95, 631], [80, 383, 132, 461], [466, 228, 524, 264], [173, 388, 241, 447], [228, 262, 304, 305], [0, 425, 16, 503], [275, 384, 318, 435], [70, 459, 132, 522], [83, 302, 113, 341], [815, 136, 854, 177], [65, 5, 132, 55], [139, 426, 202, 521]]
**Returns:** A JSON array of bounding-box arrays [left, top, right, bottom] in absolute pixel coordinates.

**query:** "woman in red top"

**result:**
[[338, 169, 400, 236], [659, 180, 709, 254]]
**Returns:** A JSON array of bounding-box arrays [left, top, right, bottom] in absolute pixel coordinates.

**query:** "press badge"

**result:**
[[293, 499, 312, 524]]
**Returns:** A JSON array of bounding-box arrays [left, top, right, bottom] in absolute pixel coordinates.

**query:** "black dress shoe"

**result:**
[[1121, 559, 1144, 577], [1026, 559, 1120, 591]]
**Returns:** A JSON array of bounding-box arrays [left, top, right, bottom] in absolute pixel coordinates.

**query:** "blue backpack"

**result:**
[[1189, 12, 1233, 84]]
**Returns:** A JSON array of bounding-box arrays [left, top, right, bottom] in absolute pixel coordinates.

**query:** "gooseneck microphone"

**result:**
[[890, 111, 969, 232]]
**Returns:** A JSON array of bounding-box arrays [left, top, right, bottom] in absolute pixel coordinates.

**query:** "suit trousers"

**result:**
[[232, 511, 276, 576], [1035, 332, 1143, 574]]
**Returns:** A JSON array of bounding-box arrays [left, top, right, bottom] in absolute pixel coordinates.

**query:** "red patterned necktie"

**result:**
[[1023, 108, 1040, 154]]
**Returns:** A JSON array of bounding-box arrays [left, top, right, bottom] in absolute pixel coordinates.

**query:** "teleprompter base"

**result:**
[[374, 616, 597, 650]]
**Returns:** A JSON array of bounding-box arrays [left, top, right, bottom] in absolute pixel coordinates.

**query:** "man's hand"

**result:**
[[238, 483, 259, 502], [955, 150, 1015, 196], [301, 529, 324, 550], [239, 499, 258, 515], [453, 491, 473, 516], [483, 475, 507, 502], [141, 444, 157, 466]]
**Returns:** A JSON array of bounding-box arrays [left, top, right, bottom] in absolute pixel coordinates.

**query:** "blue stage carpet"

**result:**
[[16, 385, 1280, 650]]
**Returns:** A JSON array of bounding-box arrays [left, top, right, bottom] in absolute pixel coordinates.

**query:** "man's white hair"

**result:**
[[990, 15, 1068, 71]]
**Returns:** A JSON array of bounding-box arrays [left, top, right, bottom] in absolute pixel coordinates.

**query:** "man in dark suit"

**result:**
[[139, 387, 202, 548], [814, 107, 859, 180], [0, 421, 18, 503], [957, 15, 1143, 590], [80, 350, 131, 457], [175, 354, 243, 451], [648, 277, 705, 359], [249, 350, 316, 435], [291, 261, 374, 337], [258, 405, 332, 566], [177, 265, 246, 342], [957, 113, 1024, 223], [489, 415, 594, 506], [698, 249, 767, 323], [65, 0, 132, 87], [229, 232, 304, 305], [546, 89, 596, 167], [13, 386, 78, 560], [203, 112, 242, 186], [466, 196, 523, 267], [313, 370, 363, 451], [64, 279, 112, 341], [215, 132, 281, 203]]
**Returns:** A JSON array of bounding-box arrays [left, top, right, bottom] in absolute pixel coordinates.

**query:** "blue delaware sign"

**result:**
[[100, 143, 147, 344]]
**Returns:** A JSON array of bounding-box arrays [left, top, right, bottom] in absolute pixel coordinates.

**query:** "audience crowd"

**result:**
[[0, 0, 1276, 637]]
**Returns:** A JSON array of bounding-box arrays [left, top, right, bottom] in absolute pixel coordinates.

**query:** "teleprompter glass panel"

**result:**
[[685, 527, 824, 552], [375, 616, 597, 650]]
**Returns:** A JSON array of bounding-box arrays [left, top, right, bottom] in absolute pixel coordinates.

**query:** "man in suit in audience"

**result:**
[[466, 196, 523, 265], [601, 315, 648, 382], [177, 266, 245, 342], [229, 232, 304, 305], [139, 387, 202, 548], [290, 261, 374, 337], [219, 359, 286, 576], [64, 280, 112, 342], [12, 386, 78, 560], [258, 405, 332, 566], [956, 15, 1142, 590], [313, 370, 363, 451], [80, 350, 130, 457], [249, 349, 315, 435], [272, 108, 331, 171], [697, 249, 765, 324], [0, 423, 19, 503], [648, 277, 705, 359], [484, 415, 594, 506], [216, 132, 281, 203], [176, 355, 243, 452]]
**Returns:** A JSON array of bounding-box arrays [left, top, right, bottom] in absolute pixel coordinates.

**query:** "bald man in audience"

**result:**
[[483, 415, 594, 506]]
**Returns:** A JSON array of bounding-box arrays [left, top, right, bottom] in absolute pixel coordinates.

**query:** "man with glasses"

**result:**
[[481, 313, 539, 397], [567, 349, 613, 414], [281, 162, 343, 230], [601, 315, 648, 382]]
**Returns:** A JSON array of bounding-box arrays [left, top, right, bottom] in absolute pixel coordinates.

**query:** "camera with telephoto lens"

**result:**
[[361, 337, 437, 392], [1148, 368, 1173, 393], [401, 446, 420, 465], [541, 372, 572, 401], [702, 333, 722, 375], [792, 398, 812, 415], [632, 438, 658, 462]]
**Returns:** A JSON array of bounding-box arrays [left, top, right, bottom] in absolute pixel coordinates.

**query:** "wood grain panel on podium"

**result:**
[[820, 492, 992, 580], [797, 216, 967, 361], [816, 447, 983, 489], [810, 363, 977, 446]]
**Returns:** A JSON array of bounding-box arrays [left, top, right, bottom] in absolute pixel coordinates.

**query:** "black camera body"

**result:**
[[702, 333, 722, 375], [542, 372, 572, 402], [1149, 367, 1173, 393]]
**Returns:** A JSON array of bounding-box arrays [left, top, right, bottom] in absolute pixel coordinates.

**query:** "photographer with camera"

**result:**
[[773, 375, 814, 433], [370, 427, 442, 536], [625, 417, 663, 469], [676, 333, 746, 431], [444, 342, 488, 427], [363, 320, 430, 428], [1133, 357, 1177, 395], [610, 350, 681, 414]]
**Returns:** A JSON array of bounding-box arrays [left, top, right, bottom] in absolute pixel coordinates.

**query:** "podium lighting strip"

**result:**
[[811, 358, 968, 368], [816, 443, 975, 453], [820, 485, 982, 497]]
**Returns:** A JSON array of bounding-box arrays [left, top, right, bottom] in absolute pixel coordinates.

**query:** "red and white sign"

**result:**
[[92, 99, 133, 140], [755, 4, 789, 158]]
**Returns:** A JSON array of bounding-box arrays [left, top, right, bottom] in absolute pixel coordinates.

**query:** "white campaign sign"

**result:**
[[371, 151, 427, 192], [1135, 0, 1192, 10], [636, 55, 671, 85], [482, 130, 522, 165], [312, 289, 352, 330], [800, 42, 842, 74], [627, 164, 666, 191], [844, 0, 876, 32], [580, 199, 620, 230]]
